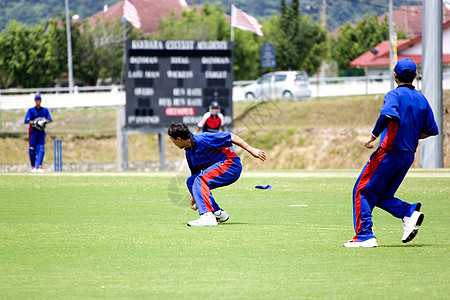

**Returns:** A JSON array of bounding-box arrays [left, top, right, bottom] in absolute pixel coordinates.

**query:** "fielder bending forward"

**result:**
[[344, 58, 439, 248], [168, 122, 266, 227]]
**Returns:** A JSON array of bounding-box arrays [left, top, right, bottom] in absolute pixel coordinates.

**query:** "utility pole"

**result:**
[[322, 0, 326, 28], [420, 0, 443, 168], [316, 0, 327, 99], [64, 0, 74, 93], [389, 0, 394, 90]]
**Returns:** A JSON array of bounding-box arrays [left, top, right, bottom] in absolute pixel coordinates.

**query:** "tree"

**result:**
[[331, 14, 407, 75], [154, 3, 229, 41], [264, 0, 327, 74], [233, 30, 261, 80], [0, 20, 54, 88], [91, 19, 126, 85], [0, 14, 145, 88], [277, 0, 300, 70], [153, 3, 261, 80], [71, 21, 99, 86], [44, 18, 69, 86], [88, 17, 144, 85]]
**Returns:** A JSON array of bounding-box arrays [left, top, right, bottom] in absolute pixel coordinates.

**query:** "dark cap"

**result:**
[[209, 101, 220, 109], [394, 58, 416, 76], [34, 94, 42, 100]]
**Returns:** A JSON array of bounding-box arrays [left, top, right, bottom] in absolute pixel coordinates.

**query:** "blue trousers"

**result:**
[[29, 131, 46, 169], [352, 148, 419, 242], [186, 158, 242, 215]]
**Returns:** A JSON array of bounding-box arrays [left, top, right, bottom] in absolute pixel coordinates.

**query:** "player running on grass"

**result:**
[[344, 58, 439, 248], [168, 122, 266, 227]]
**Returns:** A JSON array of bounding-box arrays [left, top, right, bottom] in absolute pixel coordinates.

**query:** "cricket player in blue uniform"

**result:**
[[344, 58, 439, 247], [168, 122, 266, 226], [24, 94, 53, 173]]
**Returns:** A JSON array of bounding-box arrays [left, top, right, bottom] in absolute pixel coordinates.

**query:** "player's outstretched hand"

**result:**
[[230, 133, 266, 161], [250, 148, 266, 161], [364, 135, 377, 149]]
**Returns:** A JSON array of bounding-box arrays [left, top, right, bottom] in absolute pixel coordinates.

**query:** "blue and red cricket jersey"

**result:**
[[378, 85, 438, 152], [185, 132, 242, 215], [352, 85, 438, 242], [24, 106, 52, 129], [24, 106, 53, 169], [197, 112, 224, 133]]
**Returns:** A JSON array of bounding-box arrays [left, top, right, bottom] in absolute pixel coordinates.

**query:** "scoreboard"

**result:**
[[125, 40, 234, 128]]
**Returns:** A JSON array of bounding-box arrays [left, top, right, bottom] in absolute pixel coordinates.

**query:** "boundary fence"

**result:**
[[1, 73, 449, 109]]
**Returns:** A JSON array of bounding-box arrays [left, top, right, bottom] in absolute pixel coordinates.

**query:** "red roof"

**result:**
[[350, 20, 450, 69], [88, 0, 190, 35]]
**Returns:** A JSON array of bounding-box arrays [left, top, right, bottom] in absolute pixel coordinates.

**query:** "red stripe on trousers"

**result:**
[[28, 126, 32, 145], [200, 158, 235, 212], [381, 122, 398, 151], [353, 149, 387, 241]]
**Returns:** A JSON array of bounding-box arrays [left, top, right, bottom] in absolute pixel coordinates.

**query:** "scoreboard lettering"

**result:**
[[125, 40, 234, 127]]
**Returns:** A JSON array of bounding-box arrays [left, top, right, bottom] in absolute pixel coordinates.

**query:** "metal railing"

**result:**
[[1, 73, 449, 95], [0, 85, 124, 95], [236, 72, 450, 86]]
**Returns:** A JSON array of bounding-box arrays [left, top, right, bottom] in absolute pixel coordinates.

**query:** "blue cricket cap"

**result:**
[[34, 94, 41, 100], [210, 101, 220, 109], [394, 58, 416, 76]]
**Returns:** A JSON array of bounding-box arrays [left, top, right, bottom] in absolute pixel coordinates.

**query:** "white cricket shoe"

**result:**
[[343, 238, 378, 248], [31, 168, 37, 173], [402, 211, 424, 243], [36, 168, 45, 173], [187, 212, 218, 227], [214, 209, 229, 223]]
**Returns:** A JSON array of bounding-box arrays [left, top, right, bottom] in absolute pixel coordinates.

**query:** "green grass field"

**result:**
[[0, 171, 449, 299]]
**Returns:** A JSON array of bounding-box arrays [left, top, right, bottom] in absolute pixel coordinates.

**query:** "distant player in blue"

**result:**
[[344, 58, 439, 247], [195, 101, 225, 133], [24, 94, 53, 173], [168, 122, 266, 227]]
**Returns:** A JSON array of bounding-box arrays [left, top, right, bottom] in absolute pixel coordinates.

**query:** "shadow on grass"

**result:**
[[380, 244, 429, 248], [175, 222, 249, 226]]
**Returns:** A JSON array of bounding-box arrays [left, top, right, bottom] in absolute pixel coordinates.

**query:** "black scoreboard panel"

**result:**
[[125, 40, 234, 128]]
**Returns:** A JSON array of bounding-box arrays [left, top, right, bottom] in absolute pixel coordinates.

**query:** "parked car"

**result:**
[[243, 71, 311, 100]]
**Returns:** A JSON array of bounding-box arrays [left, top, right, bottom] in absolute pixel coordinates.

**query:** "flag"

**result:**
[[123, 0, 141, 28], [231, 5, 263, 36], [444, 0, 450, 10]]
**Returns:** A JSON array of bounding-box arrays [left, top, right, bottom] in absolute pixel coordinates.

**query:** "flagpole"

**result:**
[[64, 0, 74, 93], [231, 5, 234, 42], [121, 18, 127, 88]]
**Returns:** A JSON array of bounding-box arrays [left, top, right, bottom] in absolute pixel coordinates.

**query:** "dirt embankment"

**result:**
[[2, 125, 449, 171]]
